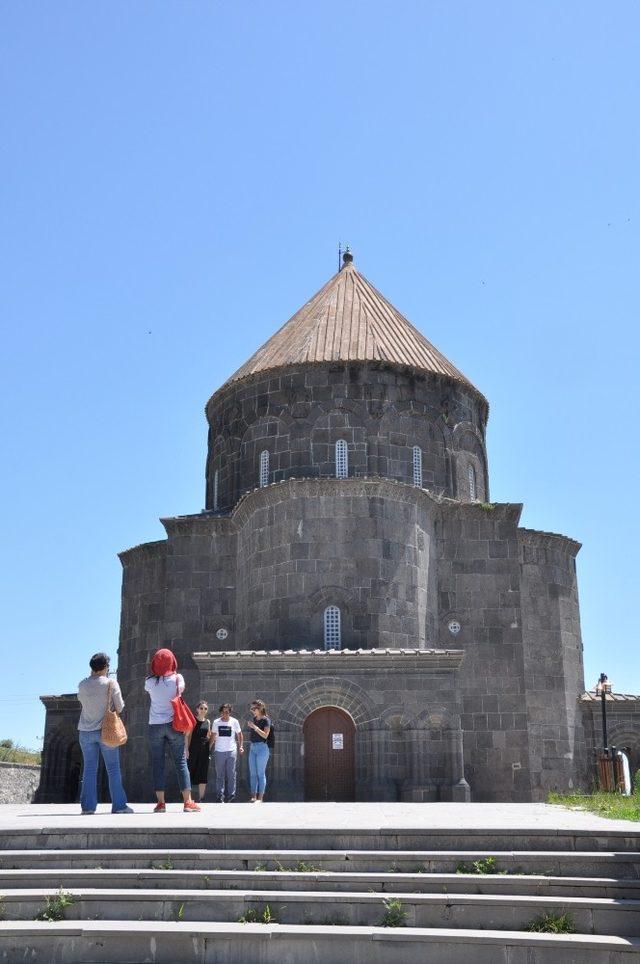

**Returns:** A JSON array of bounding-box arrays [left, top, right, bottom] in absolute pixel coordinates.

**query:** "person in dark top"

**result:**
[[246, 698, 271, 803], [185, 700, 213, 802]]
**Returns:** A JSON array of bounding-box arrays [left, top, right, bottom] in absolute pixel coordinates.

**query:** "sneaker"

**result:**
[[183, 800, 201, 813], [113, 806, 134, 814], [153, 802, 166, 813], [81, 810, 96, 815]]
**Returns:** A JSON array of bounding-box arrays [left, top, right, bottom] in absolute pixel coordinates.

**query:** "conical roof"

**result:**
[[223, 254, 484, 402]]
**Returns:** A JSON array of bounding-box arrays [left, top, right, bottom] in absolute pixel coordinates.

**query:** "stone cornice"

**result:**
[[121, 480, 526, 554], [231, 477, 523, 530], [193, 647, 464, 672], [205, 361, 489, 423], [581, 691, 640, 704], [40, 694, 80, 709], [518, 527, 582, 556], [118, 540, 168, 566], [160, 514, 234, 538]]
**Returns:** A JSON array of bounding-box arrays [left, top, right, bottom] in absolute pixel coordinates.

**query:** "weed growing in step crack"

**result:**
[[35, 889, 75, 922], [456, 857, 507, 875], [526, 912, 575, 934], [380, 898, 407, 927], [238, 903, 280, 924]]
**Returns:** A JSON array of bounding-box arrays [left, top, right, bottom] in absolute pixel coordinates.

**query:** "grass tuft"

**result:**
[[238, 903, 279, 924], [380, 897, 407, 927], [526, 912, 575, 934], [35, 889, 75, 922], [549, 791, 640, 822], [0, 740, 41, 765], [456, 856, 507, 875]]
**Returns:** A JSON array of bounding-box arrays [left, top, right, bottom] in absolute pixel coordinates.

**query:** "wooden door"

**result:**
[[303, 707, 355, 801]]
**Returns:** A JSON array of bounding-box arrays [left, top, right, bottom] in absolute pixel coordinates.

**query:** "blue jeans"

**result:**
[[79, 728, 128, 813], [149, 723, 191, 793], [248, 742, 270, 796]]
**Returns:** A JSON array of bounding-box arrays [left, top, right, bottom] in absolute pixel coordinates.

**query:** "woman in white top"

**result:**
[[144, 648, 200, 812]]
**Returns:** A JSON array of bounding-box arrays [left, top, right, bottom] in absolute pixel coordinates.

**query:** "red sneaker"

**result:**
[[183, 800, 201, 813], [153, 802, 166, 813]]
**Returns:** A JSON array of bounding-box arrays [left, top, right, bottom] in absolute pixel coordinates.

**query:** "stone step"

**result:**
[[3, 888, 640, 936], [0, 920, 639, 964], [2, 848, 639, 877], [1, 867, 639, 899], [2, 825, 639, 852]]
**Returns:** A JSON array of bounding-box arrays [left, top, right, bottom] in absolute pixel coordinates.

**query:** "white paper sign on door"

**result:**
[[332, 732, 344, 750]]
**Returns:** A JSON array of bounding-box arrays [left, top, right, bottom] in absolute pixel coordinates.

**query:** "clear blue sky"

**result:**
[[1, 2, 638, 751]]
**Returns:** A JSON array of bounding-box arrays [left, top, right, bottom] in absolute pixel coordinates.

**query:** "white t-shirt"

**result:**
[[144, 673, 185, 725], [212, 716, 241, 752]]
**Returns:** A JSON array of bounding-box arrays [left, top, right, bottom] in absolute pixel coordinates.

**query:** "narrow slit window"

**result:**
[[335, 439, 348, 478], [412, 446, 423, 487], [468, 463, 477, 501], [213, 469, 219, 510], [259, 450, 270, 488], [324, 605, 342, 650]]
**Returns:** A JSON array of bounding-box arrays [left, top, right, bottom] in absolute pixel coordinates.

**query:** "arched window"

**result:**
[[213, 469, 219, 511], [468, 463, 477, 501], [324, 605, 342, 650], [412, 446, 423, 487], [259, 450, 270, 488], [335, 439, 348, 478]]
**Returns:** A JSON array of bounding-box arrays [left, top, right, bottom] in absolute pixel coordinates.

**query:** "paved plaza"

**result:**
[[1, 800, 637, 833]]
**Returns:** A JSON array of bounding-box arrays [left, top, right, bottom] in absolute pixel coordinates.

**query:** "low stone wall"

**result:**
[[0, 761, 41, 804]]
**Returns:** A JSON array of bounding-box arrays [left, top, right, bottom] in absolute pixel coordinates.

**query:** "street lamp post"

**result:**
[[595, 672, 612, 751], [594, 674, 618, 792]]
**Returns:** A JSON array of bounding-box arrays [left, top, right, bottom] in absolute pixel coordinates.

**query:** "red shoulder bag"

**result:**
[[171, 678, 196, 733]]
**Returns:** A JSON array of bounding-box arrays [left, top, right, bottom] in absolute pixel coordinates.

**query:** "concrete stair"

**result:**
[[0, 815, 639, 962]]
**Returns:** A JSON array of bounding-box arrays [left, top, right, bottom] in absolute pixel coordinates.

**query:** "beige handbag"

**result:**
[[101, 680, 128, 748]]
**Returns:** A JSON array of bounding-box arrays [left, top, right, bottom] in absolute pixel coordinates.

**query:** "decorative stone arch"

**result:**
[[416, 706, 457, 730], [308, 586, 354, 613], [607, 726, 640, 775], [206, 433, 229, 510], [379, 705, 415, 731], [279, 676, 379, 731], [373, 408, 450, 493], [304, 587, 354, 650], [411, 705, 468, 799], [452, 421, 489, 502], [270, 676, 380, 802], [235, 414, 289, 497], [40, 726, 82, 803], [310, 408, 368, 478]]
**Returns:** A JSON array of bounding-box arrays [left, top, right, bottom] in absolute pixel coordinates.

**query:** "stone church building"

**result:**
[[39, 250, 633, 804]]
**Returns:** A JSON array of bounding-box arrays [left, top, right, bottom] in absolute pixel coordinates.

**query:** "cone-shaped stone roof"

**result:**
[[223, 254, 484, 401]]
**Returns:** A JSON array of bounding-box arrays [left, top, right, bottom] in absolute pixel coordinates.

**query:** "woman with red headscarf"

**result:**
[[144, 648, 200, 812]]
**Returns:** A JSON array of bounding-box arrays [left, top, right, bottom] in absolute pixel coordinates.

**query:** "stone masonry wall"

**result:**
[[519, 529, 589, 799], [111, 481, 592, 802], [193, 650, 468, 803], [234, 479, 436, 651], [205, 363, 489, 511], [0, 762, 40, 804], [437, 502, 534, 802]]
